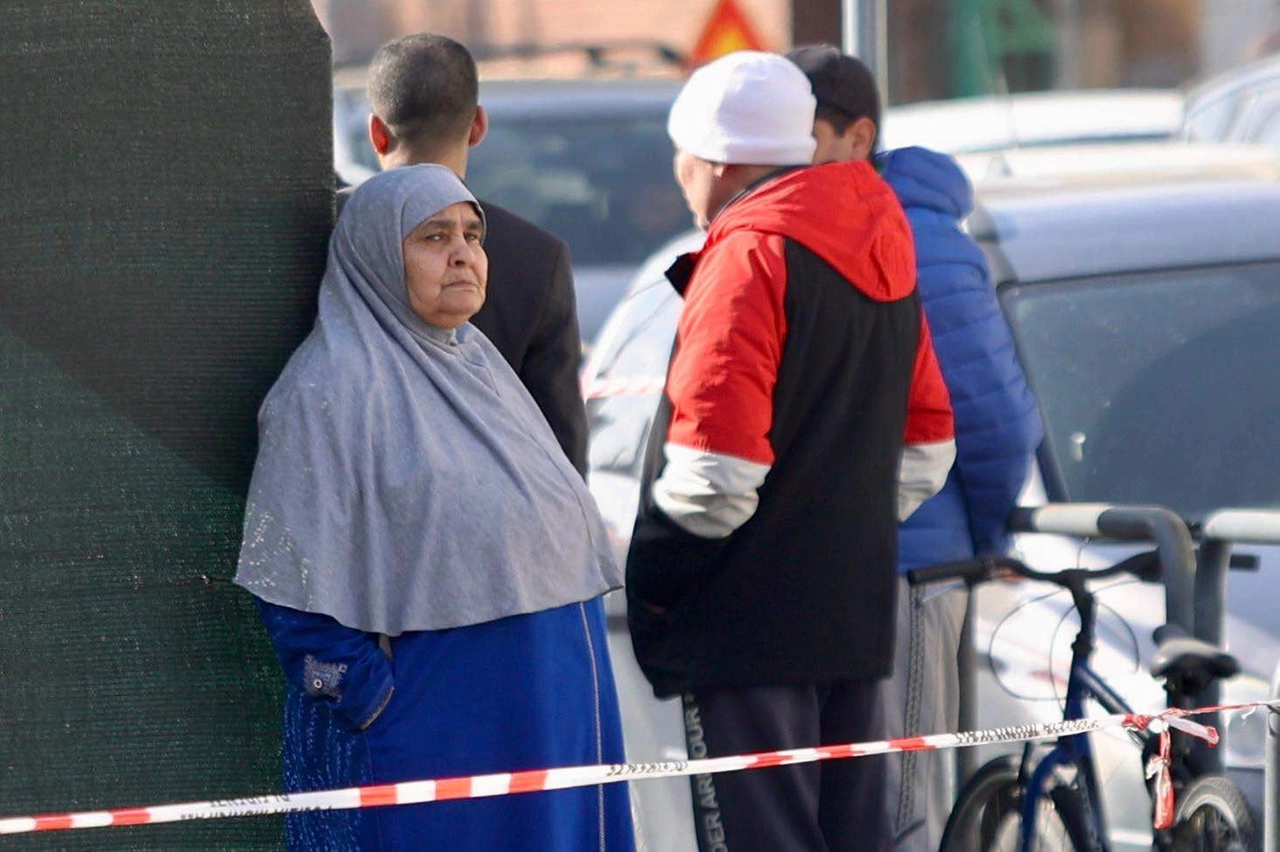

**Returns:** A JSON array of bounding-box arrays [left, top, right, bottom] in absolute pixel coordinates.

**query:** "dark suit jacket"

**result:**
[[337, 188, 588, 475]]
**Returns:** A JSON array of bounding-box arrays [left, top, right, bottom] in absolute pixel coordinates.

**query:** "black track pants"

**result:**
[[682, 681, 891, 852]]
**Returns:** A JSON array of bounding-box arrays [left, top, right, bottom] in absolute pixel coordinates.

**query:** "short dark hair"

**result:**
[[814, 103, 855, 135], [367, 34, 478, 150], [787, 44, 880, 150]]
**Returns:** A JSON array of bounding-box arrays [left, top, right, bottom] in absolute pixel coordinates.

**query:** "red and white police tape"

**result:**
[[581, 375, 665, 400], [2, 701, 1275, 835]]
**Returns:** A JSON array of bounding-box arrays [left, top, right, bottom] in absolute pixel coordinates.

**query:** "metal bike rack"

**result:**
[[1007, 503, 1198, 631], [1198, 509, 1280, 646], [1198, 510, 1280, 781], [953, 503, 1197, 789], [955, 592, 979, 786], [1268, 660, 1280, 852]]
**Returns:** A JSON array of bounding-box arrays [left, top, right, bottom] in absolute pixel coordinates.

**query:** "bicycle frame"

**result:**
[[1016, 574, 1139, 852], [1018, 665, 1134, 851]]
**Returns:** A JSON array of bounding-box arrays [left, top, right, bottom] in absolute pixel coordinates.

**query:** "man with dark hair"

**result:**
[[789, 43, 1044, 852], [353, 33, 587, 475], [790, 43, 881, 161], [366, 34, 478, 161]]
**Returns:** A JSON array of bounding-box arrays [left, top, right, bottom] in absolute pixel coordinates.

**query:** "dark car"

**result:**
[[583, 143, 1280, 851], [333, 72, 690, 344]]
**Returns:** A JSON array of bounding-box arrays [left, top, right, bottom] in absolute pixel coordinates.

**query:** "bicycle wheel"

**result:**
[[992, 781, 1101, 852], [992, 800, 1074, 851], [1168, 774, 1259, 852], [942, 754, 1100, 851], [941, 755, 1022, 851]]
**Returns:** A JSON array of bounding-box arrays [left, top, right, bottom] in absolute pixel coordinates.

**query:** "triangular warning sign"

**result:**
[[687, 0, 767, 69]]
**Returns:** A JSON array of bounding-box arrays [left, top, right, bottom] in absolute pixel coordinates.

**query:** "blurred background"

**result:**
[[312, 0, 1280, 98], [315, 0, 1280, 342]]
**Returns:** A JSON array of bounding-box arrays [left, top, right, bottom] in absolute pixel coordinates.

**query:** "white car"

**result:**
[[882, 88, 1183, 154], [584, 143, 1280, 851]]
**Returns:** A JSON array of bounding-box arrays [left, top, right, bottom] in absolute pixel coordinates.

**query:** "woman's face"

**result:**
[[402, 201, 488, 328]]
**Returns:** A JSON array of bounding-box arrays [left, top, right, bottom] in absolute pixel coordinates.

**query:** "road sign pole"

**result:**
[[841, 0, 888, 106]]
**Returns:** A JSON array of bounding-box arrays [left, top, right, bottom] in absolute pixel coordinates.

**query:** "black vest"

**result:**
[[627, 240, 920, 696]]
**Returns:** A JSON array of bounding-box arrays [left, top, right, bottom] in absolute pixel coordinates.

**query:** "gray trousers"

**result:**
[[880, 576, 968, 852]]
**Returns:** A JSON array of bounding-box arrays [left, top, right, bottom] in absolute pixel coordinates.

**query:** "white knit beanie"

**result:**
[[668, 51, 817, 166]]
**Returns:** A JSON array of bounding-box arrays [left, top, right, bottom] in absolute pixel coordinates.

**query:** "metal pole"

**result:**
[[1193, 537, 1232, 773], [1268, 660, 1280, 852], [956, 592, 978, 789], [841, 0, 889, 107], [1095, 507, 1196, 634], [1200, 509, 1280, 545], [1199, 510, 1280, 779], [840, 0, 860, 60]]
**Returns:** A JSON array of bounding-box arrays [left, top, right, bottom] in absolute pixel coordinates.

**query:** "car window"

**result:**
[[1002, 263, 1280, 518], [467, 117, 690, 267]]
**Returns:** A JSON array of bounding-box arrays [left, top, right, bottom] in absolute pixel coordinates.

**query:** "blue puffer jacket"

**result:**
[[879, 147, 1043, 571]]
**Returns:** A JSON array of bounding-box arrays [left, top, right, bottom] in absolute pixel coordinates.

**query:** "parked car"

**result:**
[[954, 136, 1280, 184], [583, 143, 1280, 851], [333, 68, 689, 344], [1182, 53, 1280, 151], [881, 88, 1183, 154], [336, 77, 1185, 345]]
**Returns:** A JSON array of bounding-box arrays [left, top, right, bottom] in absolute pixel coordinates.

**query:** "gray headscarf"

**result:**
[[234, 164, 620, 635]]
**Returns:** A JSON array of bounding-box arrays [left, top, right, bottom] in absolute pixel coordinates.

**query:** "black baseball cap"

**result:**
[[786, 43, 880, 129]]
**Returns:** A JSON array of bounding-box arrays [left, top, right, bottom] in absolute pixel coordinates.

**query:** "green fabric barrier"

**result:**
[[0, 3, 333, 848]]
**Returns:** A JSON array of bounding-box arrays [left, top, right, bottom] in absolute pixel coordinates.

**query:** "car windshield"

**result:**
[[1002, 262, 1280, 518], [466, 116, 690, 267]]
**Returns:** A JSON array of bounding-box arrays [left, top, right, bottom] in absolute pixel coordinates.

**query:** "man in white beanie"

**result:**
[[625, 51, 956, 852]]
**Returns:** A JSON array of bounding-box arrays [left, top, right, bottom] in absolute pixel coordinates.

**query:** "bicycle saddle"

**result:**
[[1149, 624, 1240, 681]]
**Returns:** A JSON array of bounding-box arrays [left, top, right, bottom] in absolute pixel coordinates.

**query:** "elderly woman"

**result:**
[[235, 164, 633, 851]]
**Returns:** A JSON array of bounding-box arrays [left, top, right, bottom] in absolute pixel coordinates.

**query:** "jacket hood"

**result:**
[[706, 160, 916, 302], [877, 146, 973, 220]]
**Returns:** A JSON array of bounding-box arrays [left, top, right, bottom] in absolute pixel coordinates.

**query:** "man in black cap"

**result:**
[[788, 44, 881, 163], [787, 44, 1043, 852]]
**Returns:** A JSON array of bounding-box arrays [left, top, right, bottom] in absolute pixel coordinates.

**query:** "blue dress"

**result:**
[[257, 597, 635, 852]]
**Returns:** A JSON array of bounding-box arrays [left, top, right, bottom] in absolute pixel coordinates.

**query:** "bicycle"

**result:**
[[911, 553, 1258, 852]]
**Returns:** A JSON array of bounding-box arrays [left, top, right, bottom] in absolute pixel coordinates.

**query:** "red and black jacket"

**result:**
[[626, 160, 955, 697]]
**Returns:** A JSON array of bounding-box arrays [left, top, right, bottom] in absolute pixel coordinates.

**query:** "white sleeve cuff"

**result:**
[[652, 444, 770, 539], [898, 439, 957, 521]]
